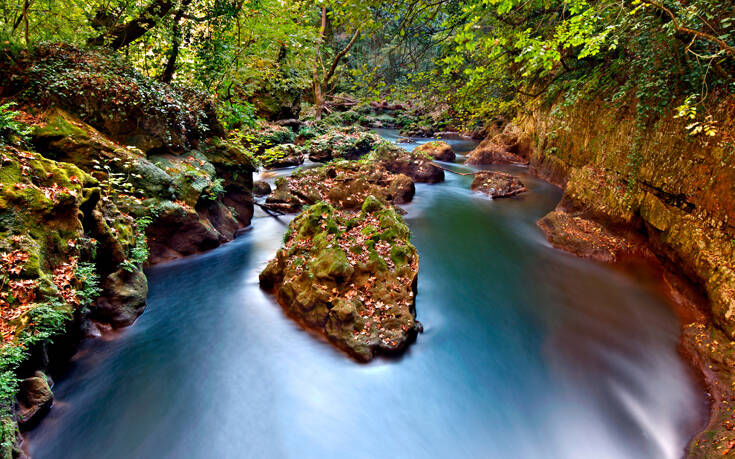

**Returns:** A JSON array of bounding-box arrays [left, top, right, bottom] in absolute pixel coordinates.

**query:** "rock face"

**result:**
[[17, 372, 53, 429], [466, 124, 531, 165], [265, 161, 415, 213], [260, 198, 420, 361], [413, 141, 455, 162], [471, 171, 527, 198], [372, 142, 444, 183], [0, 46, 259, 456], [519, 98, 735, 456]]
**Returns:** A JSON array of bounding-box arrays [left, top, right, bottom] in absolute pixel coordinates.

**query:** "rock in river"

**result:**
[[413, 141, 455, 162], [471, 171, 527, 198], [259, 197, 421, 361], [264, 161, 415, 214], [372, 142, 444, 183]]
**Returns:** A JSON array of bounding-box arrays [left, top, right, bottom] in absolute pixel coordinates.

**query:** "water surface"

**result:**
[[27, 131, 706, 459]]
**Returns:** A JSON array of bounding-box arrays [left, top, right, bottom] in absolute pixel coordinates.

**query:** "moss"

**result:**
[[390, 244, 413, 266]]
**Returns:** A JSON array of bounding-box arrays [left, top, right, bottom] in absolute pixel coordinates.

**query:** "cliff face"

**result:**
[[523, 99, 735, 336], [520, 99, 735, 455]]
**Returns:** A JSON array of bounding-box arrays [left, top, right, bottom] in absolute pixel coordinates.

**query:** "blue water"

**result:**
[[26, 132, 706, 458]]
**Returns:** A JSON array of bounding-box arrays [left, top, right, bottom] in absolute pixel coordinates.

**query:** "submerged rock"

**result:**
[[264, 161, 415, 213], [413, 141, 455, 162], [471, 171, 527, 198], [260, 198, 420, 361], [537, 209, 649, 263]]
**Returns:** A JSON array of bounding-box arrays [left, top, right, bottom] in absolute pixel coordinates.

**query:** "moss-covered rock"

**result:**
[[413, 141, 455, 162], [369, 141, 444, 183], [259, 198, 420, 361], [306, 129, 380, 162], [1, 44, 221, 154], [258, 144, 304, 169]]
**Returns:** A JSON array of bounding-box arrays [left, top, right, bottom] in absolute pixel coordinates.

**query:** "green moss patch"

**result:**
[[260, 197, 420, 361]]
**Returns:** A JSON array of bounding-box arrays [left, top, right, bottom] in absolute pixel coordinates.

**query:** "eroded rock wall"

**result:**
[[522, 100, 735, 337]]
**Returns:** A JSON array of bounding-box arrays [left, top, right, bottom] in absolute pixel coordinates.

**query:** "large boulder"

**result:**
[[92, 268, 148, 327], [413, 141, 455, 162], [251, 86, 301, 121], [471, 171, 527, 198], [306, 130, 380, 163], [253, 181, 272, 197], [1, 44, 221, 154], [260, 198, 420, 361]]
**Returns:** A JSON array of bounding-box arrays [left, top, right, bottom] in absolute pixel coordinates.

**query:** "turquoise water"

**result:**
[[26, 132, 706, 458]]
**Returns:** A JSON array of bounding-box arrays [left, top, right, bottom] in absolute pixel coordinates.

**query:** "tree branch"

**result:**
[[324, 26, 361, 86], [641, 0, 735, 57]]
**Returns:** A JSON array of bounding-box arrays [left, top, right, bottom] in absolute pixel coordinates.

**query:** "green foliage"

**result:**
[[219, 102, 258, 130], [392, 0, 734, 127], [0, 103, 31, 145], [75, 262, 101, 308], [120, 217, 151, 272], [204, 178, 225, 201]]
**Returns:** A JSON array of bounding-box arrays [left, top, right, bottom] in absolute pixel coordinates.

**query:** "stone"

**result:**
[[17, 371, 53, 429], [259, 199, 420, 361], [371, 142, 444, 183], [253, 181, 272, 197], [265, 162, 415, 213], [413, 141, 455, 162], [471, 171, 527, 198]]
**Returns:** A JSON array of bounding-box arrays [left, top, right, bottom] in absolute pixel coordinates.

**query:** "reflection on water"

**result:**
[[26, 132, 706, 459]]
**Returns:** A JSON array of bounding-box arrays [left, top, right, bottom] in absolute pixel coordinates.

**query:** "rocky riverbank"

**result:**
[[0, 45, 257, 455]]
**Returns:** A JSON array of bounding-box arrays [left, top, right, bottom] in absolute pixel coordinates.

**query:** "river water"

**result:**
[[27, 130, 706, 458]]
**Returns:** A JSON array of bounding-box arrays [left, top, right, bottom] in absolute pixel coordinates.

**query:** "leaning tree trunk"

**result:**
[[88, 0, 175, 49]]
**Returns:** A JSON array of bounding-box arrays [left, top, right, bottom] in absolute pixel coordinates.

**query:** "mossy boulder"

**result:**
[[2, 44, 221, 153], [16, 371, 53, 429], [241, 122, 296, 154], [306, 129, 380, 162], [264, 161, 415, 213], [258, 144, 304, 169], [414, 141, 455, 162], [260, 198, 420, 361], [370, 142, 444, 183]]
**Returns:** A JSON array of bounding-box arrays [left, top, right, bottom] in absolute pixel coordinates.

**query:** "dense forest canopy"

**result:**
[[1, 0, 732, 128]]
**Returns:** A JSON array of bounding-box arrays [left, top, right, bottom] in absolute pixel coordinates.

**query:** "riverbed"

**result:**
[[26, 131, 706, 458]]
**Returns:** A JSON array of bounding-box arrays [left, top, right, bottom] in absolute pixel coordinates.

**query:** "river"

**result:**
[[26, 130, 706, 459]]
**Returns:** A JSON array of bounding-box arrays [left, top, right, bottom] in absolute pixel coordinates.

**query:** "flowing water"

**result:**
[[27, 130, 707, 459]]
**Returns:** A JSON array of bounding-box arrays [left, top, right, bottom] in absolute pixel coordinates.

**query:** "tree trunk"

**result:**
[[88, 0, 175, 49], [160, 7, 186, 83], [312, 7, 328, 120]]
